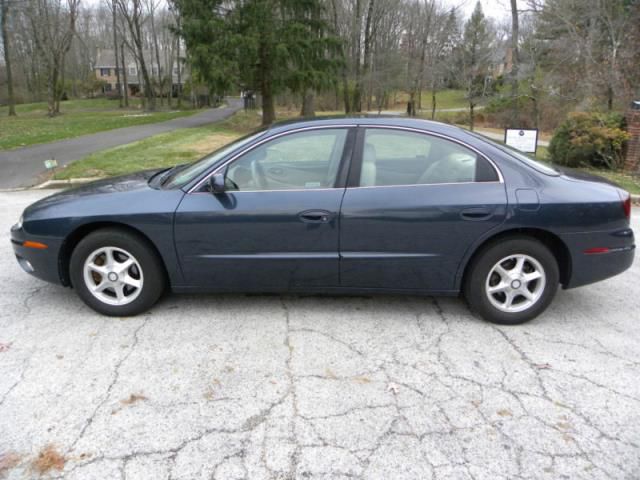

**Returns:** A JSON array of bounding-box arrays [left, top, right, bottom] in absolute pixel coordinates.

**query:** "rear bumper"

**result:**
[[10, 226, 64, 286], [561, 228, 635, 289]]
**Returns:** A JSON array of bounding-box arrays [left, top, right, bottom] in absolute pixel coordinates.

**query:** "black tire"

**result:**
[[463, 236, 559, 325], [69, 228, 166, 316]]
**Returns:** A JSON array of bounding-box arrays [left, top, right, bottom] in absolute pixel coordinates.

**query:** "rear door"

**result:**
[[339, 126, 507, 292], [174, 127, 354, 290]]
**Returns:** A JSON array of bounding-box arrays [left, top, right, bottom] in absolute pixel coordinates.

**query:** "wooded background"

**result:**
[[1, 0, 639, 129]]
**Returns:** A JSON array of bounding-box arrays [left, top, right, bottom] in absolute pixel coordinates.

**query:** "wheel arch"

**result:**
[[59, 221, 169, 287], [459, 228, 572, 290]]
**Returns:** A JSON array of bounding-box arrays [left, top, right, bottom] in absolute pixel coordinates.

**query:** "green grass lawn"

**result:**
[[52, 108, 640, 195], [0, 98, 197, 150], [54, 111, 261, 180]]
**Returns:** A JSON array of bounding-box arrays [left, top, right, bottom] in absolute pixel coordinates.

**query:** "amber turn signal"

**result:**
[[22, 240, 48, 249]]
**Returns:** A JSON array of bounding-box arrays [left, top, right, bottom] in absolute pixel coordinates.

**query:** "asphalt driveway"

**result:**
[[1, 190, 639, 480], [0, 100, 242, 190]]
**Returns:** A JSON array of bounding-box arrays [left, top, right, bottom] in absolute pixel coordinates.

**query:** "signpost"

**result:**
[[504, 128, 538, 154]]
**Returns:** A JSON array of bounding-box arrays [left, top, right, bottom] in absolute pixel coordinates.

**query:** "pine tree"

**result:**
[[174, 0, 339, 125], [461, 1, 492, 131]]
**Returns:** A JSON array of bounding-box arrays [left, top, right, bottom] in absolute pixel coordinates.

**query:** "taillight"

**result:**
[[622, 194, 631, 220]]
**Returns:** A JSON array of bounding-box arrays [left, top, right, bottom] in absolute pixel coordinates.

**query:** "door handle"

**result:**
[[460, 208, 493, 221], [298, 210, 333, 223]]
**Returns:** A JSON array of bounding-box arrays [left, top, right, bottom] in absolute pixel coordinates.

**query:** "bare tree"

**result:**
[[27, 0, 80, 116], [0, 0, 16, 115], [110, 0, 123, 107], [509, 0, 519, 125], [145, 0, 164, 106], [116, 0, 155, 110]]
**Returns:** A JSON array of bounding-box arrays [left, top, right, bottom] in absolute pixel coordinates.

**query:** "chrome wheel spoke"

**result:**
[[488, 282, 509, 294], [93, 280, 109, 292], [87, 262, 108, 276], [519, 288, 534, 301], [513, 256, 526, 275], [523, 271, 542, 283], [114, 283, 125, 302], [116, 258, 134, 274], [503, 291, 515, 309], [104, 248, 116, 270], [122, 275, 141, 289], [494, 265, 509, 280]]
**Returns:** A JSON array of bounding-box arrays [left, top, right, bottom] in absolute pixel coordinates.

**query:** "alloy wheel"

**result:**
[[83, 246, 144, 306], [485, 254, 546, 313]]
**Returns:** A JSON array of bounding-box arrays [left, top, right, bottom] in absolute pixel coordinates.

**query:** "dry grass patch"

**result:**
[[190, 133, 240, 156]]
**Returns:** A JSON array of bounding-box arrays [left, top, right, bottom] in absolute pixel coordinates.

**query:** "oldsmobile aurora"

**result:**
[[11, 118, 635, 324]]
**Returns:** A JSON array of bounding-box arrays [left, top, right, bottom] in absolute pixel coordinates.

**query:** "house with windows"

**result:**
[[94, 49, 186, 97]]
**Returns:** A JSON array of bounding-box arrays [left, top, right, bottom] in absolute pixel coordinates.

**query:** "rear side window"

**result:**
[[359, 128, 499, 187]]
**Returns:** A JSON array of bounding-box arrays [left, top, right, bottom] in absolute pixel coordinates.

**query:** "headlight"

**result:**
[[13, 214, 23, 230]]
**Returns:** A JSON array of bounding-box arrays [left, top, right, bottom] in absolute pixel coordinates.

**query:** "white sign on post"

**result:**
[[504, 129, 538, 153]]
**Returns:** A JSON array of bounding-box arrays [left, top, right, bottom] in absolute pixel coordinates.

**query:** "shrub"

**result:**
[[548, 112, 630, 169]]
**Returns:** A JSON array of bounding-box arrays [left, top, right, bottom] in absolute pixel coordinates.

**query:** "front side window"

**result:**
[[225, 129, 348, 191], [100, 68, 110, 77], [359, 128, 498, 187]]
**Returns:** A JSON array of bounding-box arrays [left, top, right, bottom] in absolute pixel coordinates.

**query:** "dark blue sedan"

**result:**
[[10, 117, 635, 324]]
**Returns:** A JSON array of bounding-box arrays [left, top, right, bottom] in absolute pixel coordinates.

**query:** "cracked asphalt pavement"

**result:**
[[1, 190, 639, 480]]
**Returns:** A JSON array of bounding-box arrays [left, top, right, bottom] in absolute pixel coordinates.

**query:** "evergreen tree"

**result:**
[[174, 0, 339, 125], [460, 1, 492, 130]]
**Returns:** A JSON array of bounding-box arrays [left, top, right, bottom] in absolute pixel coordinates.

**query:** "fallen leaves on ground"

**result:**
[[33, 445, 65, 474], [0, 452, 22, 475], [120, 393, 148, 405]]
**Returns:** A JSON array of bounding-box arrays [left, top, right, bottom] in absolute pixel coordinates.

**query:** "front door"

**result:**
[[174, 127, 354, 291], [339, 127, 507, 292]]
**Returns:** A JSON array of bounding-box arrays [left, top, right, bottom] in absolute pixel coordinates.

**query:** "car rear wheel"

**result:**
[[464, 237, 559, 325], [70, 229, 166, 316]]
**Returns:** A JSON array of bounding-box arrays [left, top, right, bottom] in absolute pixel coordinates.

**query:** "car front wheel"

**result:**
[[70, 229, 166, 316], [464, 237, 559, 325]]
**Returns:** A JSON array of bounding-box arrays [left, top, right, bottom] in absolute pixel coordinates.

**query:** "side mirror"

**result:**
[[208, 173, 226, 194]]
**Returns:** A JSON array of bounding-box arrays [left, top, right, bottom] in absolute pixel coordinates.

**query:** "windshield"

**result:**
[[163, 129, 268, 189], [467, 130, 559, 176]]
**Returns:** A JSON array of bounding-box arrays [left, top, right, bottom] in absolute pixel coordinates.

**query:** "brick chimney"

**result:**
[[624, 101, 640, 173]]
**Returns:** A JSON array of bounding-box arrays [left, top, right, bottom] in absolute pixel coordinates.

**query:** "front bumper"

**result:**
[[10, 225, 64, 285], [561, 227, 635, 289]]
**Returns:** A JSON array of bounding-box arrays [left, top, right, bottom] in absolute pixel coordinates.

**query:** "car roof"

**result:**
[[266, 115, 468, 138]]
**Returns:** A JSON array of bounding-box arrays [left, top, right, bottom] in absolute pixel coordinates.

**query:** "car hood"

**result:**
[[24, 169, 165, 215]]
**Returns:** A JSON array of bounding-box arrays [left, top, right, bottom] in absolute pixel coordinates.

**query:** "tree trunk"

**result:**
[[354, 0, 375, 113], [1, 0, 16, 116], [149, 5, 163, 107], [300, 89, 315, 117], [259, 37, 275, 126], [175, 15, 183, 108], [56, 56, 66, 114], [469, 102, 475, 131], [135, 43, 155, 110], [121, 43, 129, 107], [351, 0, 364, 112], [431, 87, 436, 120], [47, 65, 58, 117], [509, 0, 519, 126], [112, 1, 123, 108]]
